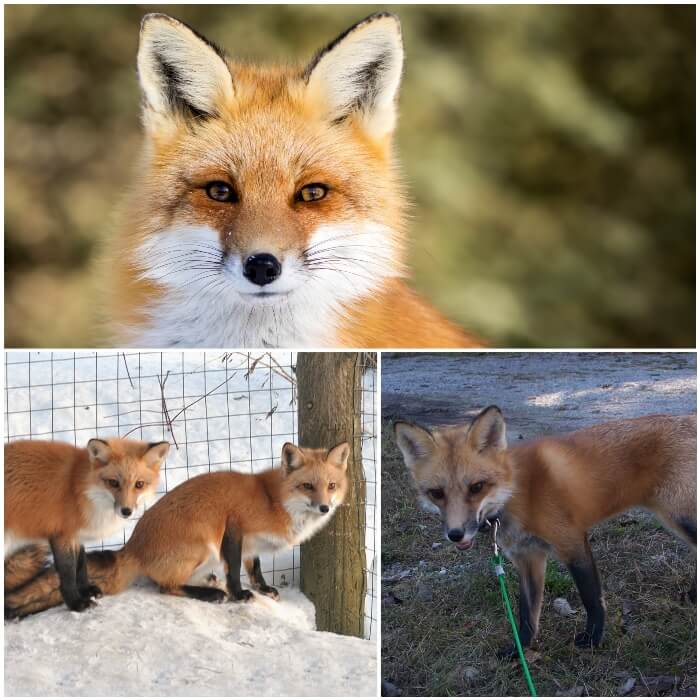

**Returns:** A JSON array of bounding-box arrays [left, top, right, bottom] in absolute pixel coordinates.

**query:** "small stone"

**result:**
[[556, 687, 585, 697], [553, 598, 576, 617], [381, 680, 402, 697], [431, 542, 442, 550], [462, 667, 479, 685], [618, 677, 636, 696], [438, 567, 447, 575]]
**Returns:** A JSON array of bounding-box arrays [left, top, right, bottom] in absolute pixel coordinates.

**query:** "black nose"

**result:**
[[121, 507, 132, 517], [447, 528, 464, 542], [243, 253, 282, 286], [319, 504, 330, 514]]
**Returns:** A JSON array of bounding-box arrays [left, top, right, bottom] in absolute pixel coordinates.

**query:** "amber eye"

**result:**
[[469, 481, 485, 495], [135, 481, 145, 490], [297, 183, 328, 202], [107, 479, 119, 488], [328, 482, 336, 490], [303, 482, 314, 491], [205, 181, 237, 202], [427, 488, 444, 500]]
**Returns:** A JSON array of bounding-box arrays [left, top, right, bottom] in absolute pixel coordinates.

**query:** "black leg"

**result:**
[[497, 550, 546, 658], [245, 557, 279, 600], [76, 546, 102, 600], [180, 585, 227, 603], [221, 527, 253, 602], [566, 537, 605, 648], [49, 538, 94, 612]]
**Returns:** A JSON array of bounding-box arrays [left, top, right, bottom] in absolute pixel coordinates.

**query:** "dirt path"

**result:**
[[381, 352, 695, 437]]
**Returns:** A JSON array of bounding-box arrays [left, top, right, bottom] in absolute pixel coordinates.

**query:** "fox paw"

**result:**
[[67, 597, 97, 613], [259, 585, 279, 601], [79, 584, 103, 600], [574, 631, 601, 649], [231, 589, 254, 603]]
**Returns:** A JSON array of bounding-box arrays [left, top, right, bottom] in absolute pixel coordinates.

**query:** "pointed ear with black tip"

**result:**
[[467, 406, 507, 453], [393, 421, 435, 469], [281, 443, 305, 473], [143, 441, 170, 470], [87, 439, 112, 467], [326, 442, 350, 471], [137, 13, 234, 127], [304, 12, 403, 139]]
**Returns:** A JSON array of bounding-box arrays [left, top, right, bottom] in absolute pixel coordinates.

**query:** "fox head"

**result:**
[[279, 441, 350, 517], [86, 438, 169, 518], [394, 407, 515, 550], [126, 12, 406, 344]]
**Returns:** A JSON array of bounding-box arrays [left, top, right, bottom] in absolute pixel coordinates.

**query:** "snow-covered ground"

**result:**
[[4, 583, 377, 697]]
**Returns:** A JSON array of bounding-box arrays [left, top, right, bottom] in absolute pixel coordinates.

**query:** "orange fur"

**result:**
[[4, 438, 167, 548], [5, 443, 349, 616], [102, 13, 482, 348]]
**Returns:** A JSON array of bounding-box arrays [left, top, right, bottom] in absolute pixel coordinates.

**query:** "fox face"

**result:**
[[395, 407, 515, 550], [86, 439, 169, 519], [126, 13, 406, 346], [280, 442, 350, 519]]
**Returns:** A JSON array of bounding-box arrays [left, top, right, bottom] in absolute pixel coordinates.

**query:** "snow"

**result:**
[[4, 583, 377, 697]]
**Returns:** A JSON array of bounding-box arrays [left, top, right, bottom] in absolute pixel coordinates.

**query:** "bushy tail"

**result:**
[[5, 545, 51, 592], [5, 548, 140, 619]]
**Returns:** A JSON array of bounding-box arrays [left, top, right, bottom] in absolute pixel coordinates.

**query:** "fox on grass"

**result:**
[[394, 407, 697, 652], [105, 12, 480, 348], [5, 441, 349, 618], [5, 438, 169, 613]]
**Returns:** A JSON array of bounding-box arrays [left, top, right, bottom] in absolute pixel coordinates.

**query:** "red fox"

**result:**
[[394, 407, 696, 650], [5, 442, 349, 618], [104, 12, 481, 348], [5, 438, 169, 612]]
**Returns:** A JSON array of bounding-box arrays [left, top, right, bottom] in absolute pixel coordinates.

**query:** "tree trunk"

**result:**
[[297, 352, 365, 637]]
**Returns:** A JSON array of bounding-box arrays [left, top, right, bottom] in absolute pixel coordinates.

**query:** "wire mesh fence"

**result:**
[[4, 350, 377, 640]]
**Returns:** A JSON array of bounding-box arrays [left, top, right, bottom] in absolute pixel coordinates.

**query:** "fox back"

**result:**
[[396, 408, 697, 549]]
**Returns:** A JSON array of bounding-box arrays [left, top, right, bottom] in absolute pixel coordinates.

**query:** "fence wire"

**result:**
[[4, 350, 377, 640]]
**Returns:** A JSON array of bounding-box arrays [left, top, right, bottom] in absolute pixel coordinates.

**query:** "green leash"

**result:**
[[489, 520, 538, 697]]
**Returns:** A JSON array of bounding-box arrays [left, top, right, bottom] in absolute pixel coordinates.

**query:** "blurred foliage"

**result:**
[[4, 4, 695, 347]]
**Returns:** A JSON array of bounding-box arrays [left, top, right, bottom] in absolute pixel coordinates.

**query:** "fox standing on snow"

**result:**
[[5, 441, 349, 618], [5, 438, 169, 612], [395, 408, 696, 651], [105, 12, 480, 348]]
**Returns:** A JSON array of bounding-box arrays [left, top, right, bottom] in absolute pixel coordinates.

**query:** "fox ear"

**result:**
[[467, 406, 507, 453], [143, 441, 170, 469], [326, 442, 350, 471], [394, 421, 435, 469], [304, 12, 403, 138], [282, 443, 305, 473], [138, 13, 233, 124], [87, 439, 111, 466]]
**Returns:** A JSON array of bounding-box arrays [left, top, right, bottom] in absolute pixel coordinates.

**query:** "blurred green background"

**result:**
[[5, 4, 695, 347]]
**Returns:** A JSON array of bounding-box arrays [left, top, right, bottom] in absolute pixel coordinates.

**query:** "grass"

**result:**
[[381, 421, 697, 696]]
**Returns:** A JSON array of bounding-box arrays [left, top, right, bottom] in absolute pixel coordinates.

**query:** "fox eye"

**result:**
[[205, 181, 237, 203], [135, 481, 145, 489], [107, 479, 119, 488], [328, 482, 336, 490], [427, 488, 444, 500], [297, 183, 328, 202], [469, 481, 485, 495], [302, 482, 315, 491]]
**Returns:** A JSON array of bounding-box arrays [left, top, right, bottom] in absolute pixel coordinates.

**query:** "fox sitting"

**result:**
[[394, 407, 696, 651], [105, 12, 480, 348], [5, 438, 169, 612], [5, 442, 349, 618]]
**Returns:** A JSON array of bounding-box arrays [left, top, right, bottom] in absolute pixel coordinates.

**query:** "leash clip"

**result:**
[[489, 517, 501, 557]]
